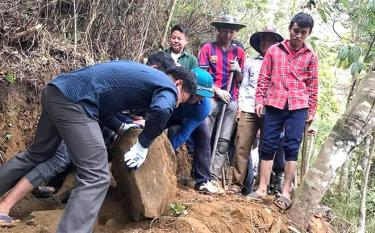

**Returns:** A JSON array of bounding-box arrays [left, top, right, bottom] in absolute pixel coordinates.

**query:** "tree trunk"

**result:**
[[358, 133, 375, 233], [300, 128, 316, 182], [289, 62, 375, 227], [160, 0, 178, 49], [336, 159, 350, 192]]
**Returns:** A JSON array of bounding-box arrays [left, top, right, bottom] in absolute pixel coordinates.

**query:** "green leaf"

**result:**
[[4, 132, 12, 141], [5, 73, 16, 85], [367, 0, 375, 10], [337, 46, 349, 60], [310, 40, 317, 51], [351, 61, 358, 75], [340, 0, 350, 9], [318, 8, 328, 23]]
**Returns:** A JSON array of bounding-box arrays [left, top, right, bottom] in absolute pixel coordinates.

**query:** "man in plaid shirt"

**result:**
[[249, 12, 318, 210]]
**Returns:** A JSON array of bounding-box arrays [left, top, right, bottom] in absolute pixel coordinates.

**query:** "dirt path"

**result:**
[[0, 182, 333, 233]]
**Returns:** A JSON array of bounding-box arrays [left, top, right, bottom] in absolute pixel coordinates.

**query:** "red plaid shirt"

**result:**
[[255, 40, 319, 117]]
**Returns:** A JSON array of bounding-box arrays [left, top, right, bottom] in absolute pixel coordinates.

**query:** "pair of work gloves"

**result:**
[[118, 122, 149, 169], [215, 60, 241, 104]]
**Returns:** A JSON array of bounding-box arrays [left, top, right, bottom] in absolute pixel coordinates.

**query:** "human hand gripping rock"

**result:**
[[118, 123, 142, 136], [124, 140, 148, 168]]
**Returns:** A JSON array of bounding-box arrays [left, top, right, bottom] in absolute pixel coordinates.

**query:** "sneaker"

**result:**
[[196, 181, 220, 195], [209, 180, 225, 194]]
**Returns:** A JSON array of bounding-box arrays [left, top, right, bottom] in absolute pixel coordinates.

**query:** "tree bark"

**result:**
[[289, 62, 375, 227], [300, 128, 316, 182], [358, 133, 375, 233], [336, 159, 350, 192], [160, 0, 178, 49]]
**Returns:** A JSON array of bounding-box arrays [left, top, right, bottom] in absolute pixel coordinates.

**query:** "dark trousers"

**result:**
[[190, 121, 212, 185], [168, 121, 212, 185], [273, 137, 285, 172], [260, 106, 307, 161]]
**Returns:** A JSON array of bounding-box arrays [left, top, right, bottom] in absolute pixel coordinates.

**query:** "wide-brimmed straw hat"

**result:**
[[211, 15, 246, 31], [250, 27, 283, 54]]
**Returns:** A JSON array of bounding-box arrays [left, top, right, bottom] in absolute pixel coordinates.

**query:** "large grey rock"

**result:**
[[111, 129, 177, 221]]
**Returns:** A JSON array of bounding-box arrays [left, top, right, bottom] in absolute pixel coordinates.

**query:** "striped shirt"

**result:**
[[198, 42, 245, 100], [255, 40, 319, 117]]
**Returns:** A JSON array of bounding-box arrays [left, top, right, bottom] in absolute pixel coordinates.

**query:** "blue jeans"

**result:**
[[168, 121, 212, 185], [260, 106, 307, 161], [25, 142, 71, 188]]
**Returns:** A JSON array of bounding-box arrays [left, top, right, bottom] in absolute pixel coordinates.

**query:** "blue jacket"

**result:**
[[50, 61, 178, 147], [167, 97, 210, 150]]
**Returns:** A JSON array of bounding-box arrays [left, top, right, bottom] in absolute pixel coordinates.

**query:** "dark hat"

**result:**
[[211, 15, 246, 31], [250, 27, 283, 55]]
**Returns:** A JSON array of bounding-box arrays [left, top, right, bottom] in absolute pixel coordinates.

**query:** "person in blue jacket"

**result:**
[[0, 57, 196, 233], [167, 67, 219, 194]]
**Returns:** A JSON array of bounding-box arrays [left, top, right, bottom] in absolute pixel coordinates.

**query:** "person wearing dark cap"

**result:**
[[198, 15, 246, 191], [227, 27, 283, 195]]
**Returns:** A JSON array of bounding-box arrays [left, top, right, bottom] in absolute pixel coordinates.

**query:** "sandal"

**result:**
[[226, 185, 241, 195], [245, 191, 265, 201], [274, 195, 292, 210], [0, 214, 19, 227]]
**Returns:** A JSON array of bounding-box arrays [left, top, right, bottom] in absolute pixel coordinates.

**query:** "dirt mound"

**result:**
[[0, 183, 334, 233]]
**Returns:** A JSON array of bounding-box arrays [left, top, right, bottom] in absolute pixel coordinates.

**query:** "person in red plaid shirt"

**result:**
[[248, 12, 318, 210]]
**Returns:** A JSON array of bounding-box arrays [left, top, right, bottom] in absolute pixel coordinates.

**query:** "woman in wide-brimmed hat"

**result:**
[[250, 27, 283, 56]]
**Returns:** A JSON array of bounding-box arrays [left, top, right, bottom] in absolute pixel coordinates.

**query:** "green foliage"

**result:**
[[317, 0, 375, 74], [5, 73, 16, 85], [169, 203, 188, 217], [1, 132, 12, 144]]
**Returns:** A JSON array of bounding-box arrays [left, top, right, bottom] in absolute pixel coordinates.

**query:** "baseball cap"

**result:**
[[192, 67, 214, 98]]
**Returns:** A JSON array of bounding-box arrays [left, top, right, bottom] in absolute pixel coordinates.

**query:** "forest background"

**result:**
[[0, 0, 374, 232]]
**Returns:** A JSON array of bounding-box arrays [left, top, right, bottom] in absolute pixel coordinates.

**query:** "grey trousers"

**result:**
[[0, 85, 110, 233], [206, 99, 237, 179]]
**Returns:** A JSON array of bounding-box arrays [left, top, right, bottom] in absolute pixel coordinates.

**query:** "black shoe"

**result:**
[[31, 185, 55, 198]]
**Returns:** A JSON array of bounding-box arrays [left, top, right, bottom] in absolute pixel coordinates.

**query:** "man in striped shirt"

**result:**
[[250, 12, 318, 210], [198, 15, 246, 188]]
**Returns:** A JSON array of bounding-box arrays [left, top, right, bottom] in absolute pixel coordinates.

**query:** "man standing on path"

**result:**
[[249, 12, 318, 210], [0, 60, 196, 233], [198, 15, 246, 190], [227, 28, 283, 195]]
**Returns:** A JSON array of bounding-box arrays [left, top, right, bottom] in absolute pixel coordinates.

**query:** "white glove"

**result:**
[[216, 88, 231, 103], [118, 123, 141, 136], [124, 140, 148, 168], [229, 60, 241, 72]]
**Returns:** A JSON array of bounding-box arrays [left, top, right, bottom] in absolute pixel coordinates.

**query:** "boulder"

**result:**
[[111, 129, 177, 221]]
